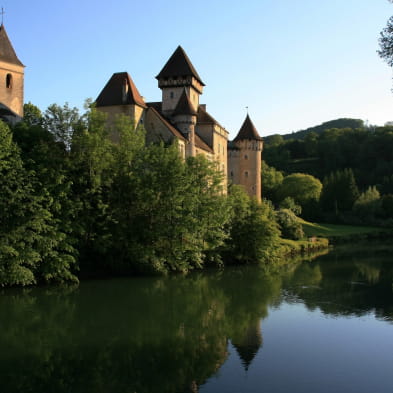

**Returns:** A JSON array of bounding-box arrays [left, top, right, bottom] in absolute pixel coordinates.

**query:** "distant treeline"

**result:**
[[264, 118, 365, 142], [263, 123, 393, 224]]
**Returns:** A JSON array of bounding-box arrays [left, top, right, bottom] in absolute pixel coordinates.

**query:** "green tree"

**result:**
[[225, 186, 281, 264], [262, 161, 284, 203], [0, 121, 76, 286], [275, 209, 304, 240], [23, 102, 43, 126], [279, 196, 302, 215], [378, 1, 393, 68], [277, 173, 322, 210], [353, 186, 382, 221], [107, 135, 230, 274], [44, 103, 83, 149], [320, 168, 359, 213]]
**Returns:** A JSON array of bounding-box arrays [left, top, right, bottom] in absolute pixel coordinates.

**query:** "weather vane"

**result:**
[[1, 7, 4, 25], [246, 106, 249, 114]]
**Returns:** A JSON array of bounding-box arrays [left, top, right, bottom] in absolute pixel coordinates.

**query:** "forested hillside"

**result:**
[[264, 118, 365, 143], [263, 124, 393, 224]]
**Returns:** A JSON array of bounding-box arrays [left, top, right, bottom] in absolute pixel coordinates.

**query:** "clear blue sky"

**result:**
[[4, 0, 393, 138]]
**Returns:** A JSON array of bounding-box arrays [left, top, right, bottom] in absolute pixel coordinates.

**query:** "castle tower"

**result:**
[[231, 320, 263, 371], [0, 24, 24, 123], [228, 115, 263, 201], [156, 46, 205, 116], [95, 72, 146, 139], [172, 88, 197, 156]]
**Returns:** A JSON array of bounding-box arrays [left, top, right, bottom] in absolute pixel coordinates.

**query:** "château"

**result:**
[[95, 46, 264, 200]]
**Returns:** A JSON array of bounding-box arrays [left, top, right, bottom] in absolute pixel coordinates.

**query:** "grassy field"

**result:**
[[300, 219, 386, 238]]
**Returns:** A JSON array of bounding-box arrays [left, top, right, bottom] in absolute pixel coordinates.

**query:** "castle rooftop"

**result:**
[[156, 45, 205, 86], [96, 72, 146, 108], [233, 114, 263, 142]]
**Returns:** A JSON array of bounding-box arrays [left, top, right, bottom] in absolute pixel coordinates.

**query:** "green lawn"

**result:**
[[300, 220, 385, 238]]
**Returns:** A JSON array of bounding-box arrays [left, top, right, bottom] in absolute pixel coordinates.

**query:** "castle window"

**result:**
[[6, 74, 12, 89], [230, 171, 234, 177], [245, 171, 249, 178], [244, 154, 248, 160], [170, 92, 174, 99]]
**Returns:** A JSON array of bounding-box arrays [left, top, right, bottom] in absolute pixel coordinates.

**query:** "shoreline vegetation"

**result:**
[[2, 104, 393, 288], [0, 107, 308, 288]]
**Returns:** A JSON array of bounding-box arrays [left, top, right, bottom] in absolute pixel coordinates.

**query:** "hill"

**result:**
[[265, 118, 364, 144]]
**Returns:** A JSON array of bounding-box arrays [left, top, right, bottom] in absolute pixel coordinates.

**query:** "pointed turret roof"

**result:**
[[156, 46, 205, 86], [95, 72, 146, 108], [231, 324, 263, 371], [233, 114, 263, 142], [173, 88, 197, 116], [0, 24, 23, 66]]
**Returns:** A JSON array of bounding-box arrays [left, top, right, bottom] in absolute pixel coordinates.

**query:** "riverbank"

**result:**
[[301, 221, 393, 244], [278, 237, 330, 258]]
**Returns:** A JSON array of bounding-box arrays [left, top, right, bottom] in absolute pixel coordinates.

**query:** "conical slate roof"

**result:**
[[96, 72, 146, 108], [232, 324, 263, 371], [0, 24, 23, 66], [173, 88, 197, 116], [233, 114, 263, 142], [156, 45, 205, 86]]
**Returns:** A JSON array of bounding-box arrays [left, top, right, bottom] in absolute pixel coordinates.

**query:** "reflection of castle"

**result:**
[[95, 46, 263, 200], [231, 320, 263, 371]]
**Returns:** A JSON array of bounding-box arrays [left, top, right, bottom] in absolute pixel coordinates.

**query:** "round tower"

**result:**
[[172, 88, 197, 157], [228, 114, 263, 201]]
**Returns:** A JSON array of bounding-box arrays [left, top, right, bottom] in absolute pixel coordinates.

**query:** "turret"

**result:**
[[172, 88, 197, 156], [156, 46, 204, 115], [228, 114, 263, 201]]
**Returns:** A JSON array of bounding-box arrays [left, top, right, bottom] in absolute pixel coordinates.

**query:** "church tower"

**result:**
[[156, 46, 204, 116], [0, 24, 24, 123], [228, 115, 263, 201]]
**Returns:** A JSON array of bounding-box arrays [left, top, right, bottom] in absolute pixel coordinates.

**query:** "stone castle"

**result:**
[[95, 46, 263, 201], [0, 27, 263, 200]]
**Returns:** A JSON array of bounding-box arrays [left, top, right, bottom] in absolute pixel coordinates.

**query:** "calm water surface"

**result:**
[[1, 244, 393, 393]]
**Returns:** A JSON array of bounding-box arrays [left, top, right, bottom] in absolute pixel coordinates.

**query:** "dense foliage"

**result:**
[[0, 103, 292, 286], [263, 124, 393, 225]]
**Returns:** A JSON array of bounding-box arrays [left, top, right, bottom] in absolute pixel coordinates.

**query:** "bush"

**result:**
[[275, 209, 304, 240]]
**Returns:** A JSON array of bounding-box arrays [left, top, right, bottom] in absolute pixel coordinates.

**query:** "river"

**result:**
[[0, 243, 392, 393]]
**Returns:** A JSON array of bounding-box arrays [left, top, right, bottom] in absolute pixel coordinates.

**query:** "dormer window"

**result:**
[[6, 74, 12, 89]]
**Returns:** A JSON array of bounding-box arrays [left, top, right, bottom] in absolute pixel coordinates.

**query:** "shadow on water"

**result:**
[[0, 243, 392, 392]]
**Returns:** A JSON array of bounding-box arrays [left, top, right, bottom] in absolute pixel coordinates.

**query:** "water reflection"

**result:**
[[0, 244, 392, 392], [284, 244, 393, 321]]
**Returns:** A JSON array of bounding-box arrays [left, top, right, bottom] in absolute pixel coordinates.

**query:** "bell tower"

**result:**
[[156, 46, 205, 116], [0, 24, 24, 123]]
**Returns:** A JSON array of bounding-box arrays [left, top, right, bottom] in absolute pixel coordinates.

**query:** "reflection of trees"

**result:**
[[2, 247, 391, 392], [0, 267, 287, 393], [284, 246, 393, 322]]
